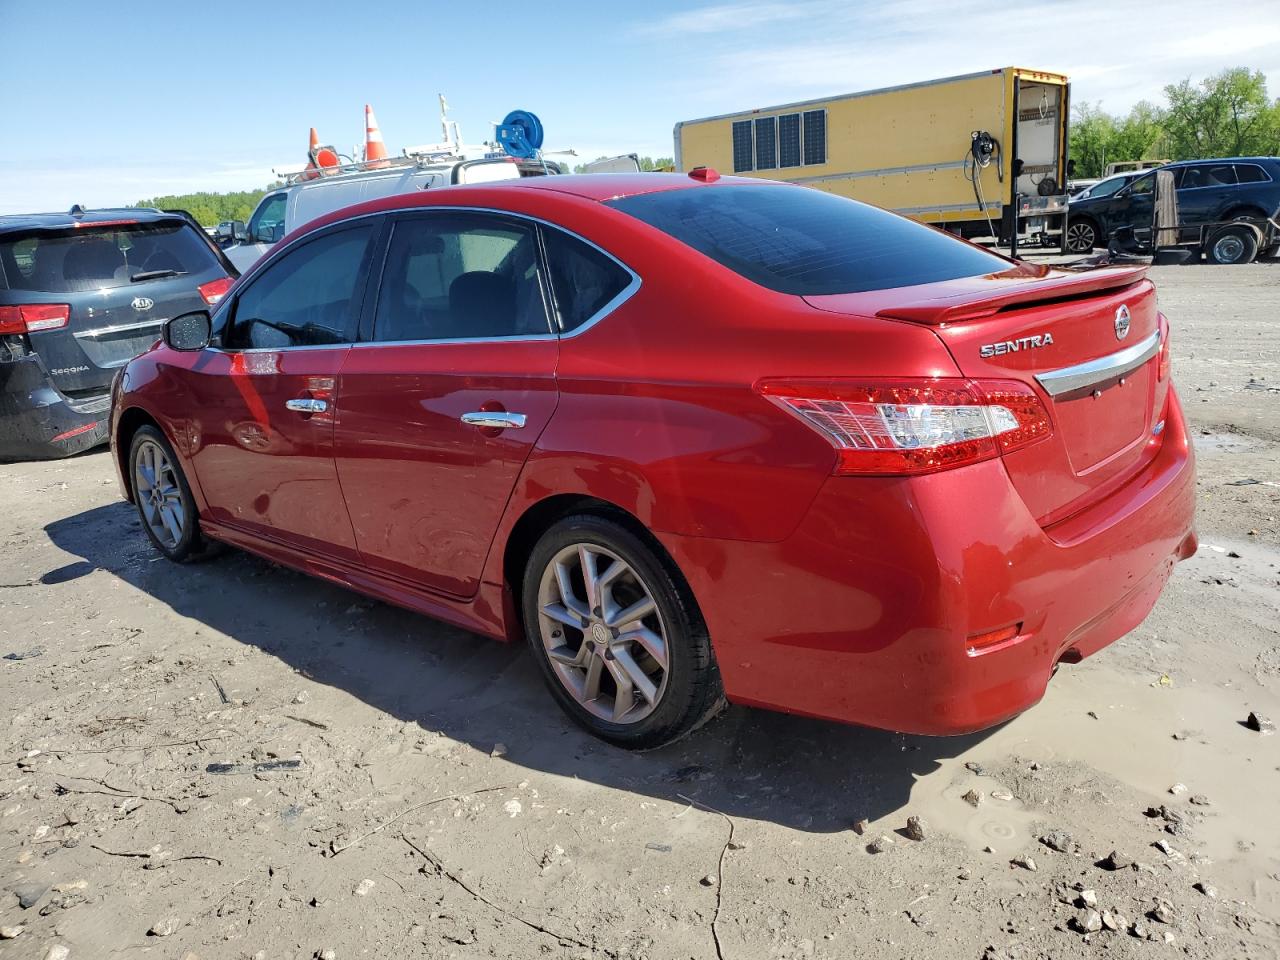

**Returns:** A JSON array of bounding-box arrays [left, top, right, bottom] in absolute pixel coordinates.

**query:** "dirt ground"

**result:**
[[2, 263, 1278, 960]]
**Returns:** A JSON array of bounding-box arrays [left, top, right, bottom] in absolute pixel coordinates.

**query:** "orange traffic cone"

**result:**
[[364, 104, 389, 168], [302, 127, 322, 180]]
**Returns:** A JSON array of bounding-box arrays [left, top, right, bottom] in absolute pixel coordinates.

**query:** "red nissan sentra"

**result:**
[[110, 173, 1196, 748]]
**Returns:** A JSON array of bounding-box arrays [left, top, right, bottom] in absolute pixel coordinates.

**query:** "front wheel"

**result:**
[[1064, 218, 1098, 253], [129, 426, 214, 562], [522, 515, 723, 749]]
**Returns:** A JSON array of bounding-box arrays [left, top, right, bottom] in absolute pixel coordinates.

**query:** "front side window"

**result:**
[[225, 225, 373, 349], [542, 227, 633, 332], [1129, 174, 1155, 197], [248, 193, 288, 244], [372, 213, 549, 342], [608, 183, 1007, 296]]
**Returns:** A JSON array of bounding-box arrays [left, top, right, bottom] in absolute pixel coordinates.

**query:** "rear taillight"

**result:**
[[757, 377, 1053, 476], [1157, 313, 1171, 382], [0, 304, 70, 335], [198, 277, 234, 305]]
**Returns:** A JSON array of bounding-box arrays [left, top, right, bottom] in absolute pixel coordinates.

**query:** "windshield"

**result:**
[[607, 184, 1007, 296], [1079, 175, 1131, 200], [0, 221, 220, 293]]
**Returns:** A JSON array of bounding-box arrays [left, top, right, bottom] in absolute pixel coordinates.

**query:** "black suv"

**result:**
[[1, 207, 235, 459], [1065, 157, 1280, 260]]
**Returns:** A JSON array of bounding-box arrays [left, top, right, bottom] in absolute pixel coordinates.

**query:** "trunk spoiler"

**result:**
[[870, 265, 1149, 326]]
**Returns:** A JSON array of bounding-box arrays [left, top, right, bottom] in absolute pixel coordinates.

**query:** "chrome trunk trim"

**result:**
[[1034, 330, 1160, 397]]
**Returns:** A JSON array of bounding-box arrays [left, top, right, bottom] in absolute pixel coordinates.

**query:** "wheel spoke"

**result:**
[[621, 625, 667, 671], [606, 595, 655, 631], [547, 643, 584, 666], [611, 646, 658, 705], [581, 652, 604, 702], [554, 561, 589, 620], [541, 602, 585, 630], [607, 658, 636, 720], [578, 545, 600, 610], [159, 504, 182, 543]]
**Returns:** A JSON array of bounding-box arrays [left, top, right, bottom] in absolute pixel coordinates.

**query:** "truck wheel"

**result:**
[[1064, 219, 1098, 253], [1206, 225, 1259, 265]]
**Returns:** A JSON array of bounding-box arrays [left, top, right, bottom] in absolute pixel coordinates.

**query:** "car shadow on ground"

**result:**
[[46, 501, 996, 835]]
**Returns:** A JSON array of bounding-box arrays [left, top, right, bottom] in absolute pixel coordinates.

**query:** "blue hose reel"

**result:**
[[496, 110, 544, 159]]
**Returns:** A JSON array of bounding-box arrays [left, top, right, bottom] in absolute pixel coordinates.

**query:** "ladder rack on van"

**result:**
[[274, 149, 465, 186]]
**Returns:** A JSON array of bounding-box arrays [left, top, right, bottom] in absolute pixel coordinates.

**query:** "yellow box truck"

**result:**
[[674, 67, 1070, 249]]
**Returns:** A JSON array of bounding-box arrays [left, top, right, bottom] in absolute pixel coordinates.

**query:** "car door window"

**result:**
[[541, 227, 635, 332], [1129, 174, 1154, 197], [225, 225, 374, 349], [373, 213, 550, 341], [248, 193, 288, 244], [1234, 164, 1269, 184]]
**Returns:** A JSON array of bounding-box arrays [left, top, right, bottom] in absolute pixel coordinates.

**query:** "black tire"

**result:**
[[128, 425, 216, 563], [1205, 224, 1259, 265], [521, 514, 724, 749], [1064, 217, 1099, 253]]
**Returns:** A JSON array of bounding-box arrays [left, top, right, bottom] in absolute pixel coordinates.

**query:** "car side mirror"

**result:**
[[163, 311, 212, 351], [231, 220, 248, 242]]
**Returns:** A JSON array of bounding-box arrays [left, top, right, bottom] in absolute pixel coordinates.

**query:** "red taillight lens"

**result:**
[[198, 277, 234, 305], [0, 303, 70, 335], [1157, 313, 1171, 382], [757, 377, 1052, 476]]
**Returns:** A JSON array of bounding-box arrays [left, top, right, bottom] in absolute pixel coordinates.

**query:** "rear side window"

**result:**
[[607, 184, 1007, 296], [373, 213, 549, 341], [226, 225, 373, 349], [541, 227, 633, 332], [0, 221, 219, 293], [1234, 164, 1270, 184]]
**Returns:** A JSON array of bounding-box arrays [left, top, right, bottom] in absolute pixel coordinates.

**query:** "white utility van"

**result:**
[[223, 156, 543, 272]]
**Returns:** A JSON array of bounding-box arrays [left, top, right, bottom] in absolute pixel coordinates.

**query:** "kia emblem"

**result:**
[[132, 296, 155, 312], [1114, 304, 1130, 341]]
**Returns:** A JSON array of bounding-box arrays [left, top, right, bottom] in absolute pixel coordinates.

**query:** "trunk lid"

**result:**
[[806, 265, 1168, 524], [0, 218, 229, 397]]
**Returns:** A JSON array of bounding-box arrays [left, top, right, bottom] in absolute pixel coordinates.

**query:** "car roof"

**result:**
[[0, 206, 180, 234], [1163, 156, 1279, 167], [418, 172, 739, 205]]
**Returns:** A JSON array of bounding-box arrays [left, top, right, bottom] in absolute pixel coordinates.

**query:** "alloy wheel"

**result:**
[[1065, 221, 1096, 253], [536, 542, 669, 724], [134, 439, 186, 550]]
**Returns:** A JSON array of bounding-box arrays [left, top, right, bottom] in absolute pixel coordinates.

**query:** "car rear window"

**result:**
[[0, 221, 220, 293], [606, 184, 1008, 295]]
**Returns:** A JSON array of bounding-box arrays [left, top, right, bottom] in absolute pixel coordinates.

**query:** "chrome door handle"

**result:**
[[286, 398, 328, 414], [460, 411, 527, 429]]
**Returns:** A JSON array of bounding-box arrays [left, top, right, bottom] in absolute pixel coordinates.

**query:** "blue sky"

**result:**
[[2, 0, 1278, 214]]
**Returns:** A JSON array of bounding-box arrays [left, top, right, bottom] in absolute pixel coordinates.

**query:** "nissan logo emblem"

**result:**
[[1114, 304, 1131, 341], [132, 297, 155, 312]]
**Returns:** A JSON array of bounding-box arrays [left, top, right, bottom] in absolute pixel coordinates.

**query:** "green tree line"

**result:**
[[1071, 67, 1280, 179], [132, 187, 278, 227]]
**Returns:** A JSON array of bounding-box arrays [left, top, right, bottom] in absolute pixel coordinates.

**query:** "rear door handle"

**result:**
[[460, 411, 527, 430], [286, 398, 328, 414]]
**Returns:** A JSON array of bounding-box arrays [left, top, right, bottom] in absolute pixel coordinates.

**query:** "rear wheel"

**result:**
[[1206, 224, 1259, 265], [522, 514, 723, 749], [1064, 218, 1098, 253], [129, 426, 213, 563]]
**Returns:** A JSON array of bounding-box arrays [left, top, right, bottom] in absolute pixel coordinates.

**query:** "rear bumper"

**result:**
[[0, 355, 110, 461], [660, 386, 1197, 736]]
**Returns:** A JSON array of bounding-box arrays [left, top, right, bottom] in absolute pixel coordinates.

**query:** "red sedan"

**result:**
[[110, 173, 1196, 748]]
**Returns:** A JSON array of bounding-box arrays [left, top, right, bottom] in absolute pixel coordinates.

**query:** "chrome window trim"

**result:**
[[215, 205, 641, 353], [1034, 330, 1160, 397]]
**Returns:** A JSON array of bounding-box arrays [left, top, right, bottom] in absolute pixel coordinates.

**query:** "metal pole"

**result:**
[[1010, 78, 1020, 260]]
